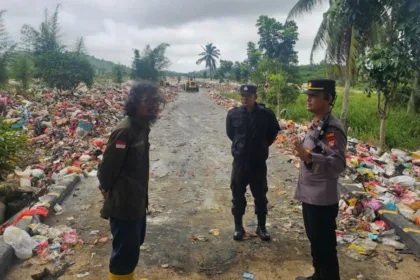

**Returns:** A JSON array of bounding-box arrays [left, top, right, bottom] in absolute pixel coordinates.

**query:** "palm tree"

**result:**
[[196, 43, 220, 80], [287, 0, 382, 128]]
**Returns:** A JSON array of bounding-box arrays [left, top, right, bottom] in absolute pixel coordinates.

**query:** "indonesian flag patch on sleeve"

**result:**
[[326, 132, 337, 149], [116, 140, 126, 149]]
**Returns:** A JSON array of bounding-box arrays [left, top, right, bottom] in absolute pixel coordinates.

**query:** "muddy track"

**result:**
[[5, 89, 420, 280]]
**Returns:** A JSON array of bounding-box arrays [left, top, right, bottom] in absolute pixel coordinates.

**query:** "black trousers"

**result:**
[[230, 162, 268, 216], [302, 203, 340, 280], [109, 216, 147, 275]]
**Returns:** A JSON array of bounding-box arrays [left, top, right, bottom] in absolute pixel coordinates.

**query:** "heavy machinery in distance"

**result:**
[[184, 76, 199, 92]]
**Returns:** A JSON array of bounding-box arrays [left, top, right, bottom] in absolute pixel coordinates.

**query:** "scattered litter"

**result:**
[[242, 272, 255, 279], [90, 230, 100, 235], [99, 237, 109, 243], [76, 272, 89, 278], [161, 264, 169, 268], [209, 229, 220, 236], [54, 204, 63, 213]]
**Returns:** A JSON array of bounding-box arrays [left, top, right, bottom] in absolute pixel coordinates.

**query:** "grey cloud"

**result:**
[[3, 0, 328, 72]]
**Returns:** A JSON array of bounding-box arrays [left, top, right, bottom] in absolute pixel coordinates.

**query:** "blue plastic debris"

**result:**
[[243, 272, 255, 279]]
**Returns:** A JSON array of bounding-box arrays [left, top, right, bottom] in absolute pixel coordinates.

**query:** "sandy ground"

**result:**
[[5, 89, 420, 280]]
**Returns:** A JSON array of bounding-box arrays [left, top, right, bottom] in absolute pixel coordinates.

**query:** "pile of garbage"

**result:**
[[274, 119, 420, 260], [3, 223, 82, 272], [204, 90, 240, 111], [0, 81, 181, 226], [199, 81, 240, 93], [206, 90, 420, 261]]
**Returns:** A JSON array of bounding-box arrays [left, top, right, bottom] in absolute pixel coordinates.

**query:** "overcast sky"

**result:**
[[3, 0, 329, 72]]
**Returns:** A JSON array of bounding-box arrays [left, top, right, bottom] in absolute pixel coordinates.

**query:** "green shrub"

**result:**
[[0, 121, 28, 180]]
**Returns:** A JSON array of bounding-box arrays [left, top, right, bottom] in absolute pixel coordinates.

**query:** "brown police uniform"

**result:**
[[295, 79, 347, 280]]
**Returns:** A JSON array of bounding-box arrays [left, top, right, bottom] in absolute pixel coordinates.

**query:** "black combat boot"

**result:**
[[233, 215, 245, 241], [295, 275, 318, 280], [256, 214, 271, 241]]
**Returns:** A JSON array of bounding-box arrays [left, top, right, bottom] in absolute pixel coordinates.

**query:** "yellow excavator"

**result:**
[[159, 78, 170, 87], [184, 76, 199, 92]]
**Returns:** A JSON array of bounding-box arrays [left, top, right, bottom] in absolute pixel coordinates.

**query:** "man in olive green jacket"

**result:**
[[98, 81, 164, 280]]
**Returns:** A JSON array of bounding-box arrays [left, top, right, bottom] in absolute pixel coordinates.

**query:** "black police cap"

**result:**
[[305, 79, 336, 96], [239, 84, 257, 95]]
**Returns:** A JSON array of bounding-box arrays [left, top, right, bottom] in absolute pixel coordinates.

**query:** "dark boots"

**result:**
[[233, 215, 245, 241], [256, 214, 270, 241]]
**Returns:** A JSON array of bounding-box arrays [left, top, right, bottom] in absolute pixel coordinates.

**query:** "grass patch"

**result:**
[[221, 89, 420, 150]]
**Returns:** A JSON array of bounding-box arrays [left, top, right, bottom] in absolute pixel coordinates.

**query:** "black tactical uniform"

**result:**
[[226, 84, 280, 241]]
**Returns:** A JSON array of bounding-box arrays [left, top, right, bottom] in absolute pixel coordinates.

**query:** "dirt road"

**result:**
[[5, 89, 420, 280]]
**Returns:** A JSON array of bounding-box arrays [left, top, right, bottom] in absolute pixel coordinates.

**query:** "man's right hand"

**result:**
[[99, 188, 108, 199]]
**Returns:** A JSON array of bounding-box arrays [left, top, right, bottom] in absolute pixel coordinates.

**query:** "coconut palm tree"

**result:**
[[287, 0, 383, 128], [196, 43, 220, 79]]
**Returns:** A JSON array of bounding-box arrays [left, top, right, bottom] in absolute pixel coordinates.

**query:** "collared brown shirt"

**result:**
[[294, 114, 347, 206]]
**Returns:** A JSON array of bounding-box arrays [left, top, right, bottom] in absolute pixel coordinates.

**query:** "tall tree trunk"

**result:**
[[340, 78, 351, 128], [276, 90, 280, 117], [407, 74, 419, 114], [379, 113, 386, 152], [379, 97, 390, 152]]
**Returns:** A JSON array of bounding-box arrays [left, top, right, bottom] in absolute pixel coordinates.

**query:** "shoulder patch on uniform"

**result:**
[[325, 132, 337, 149], [116, 141, 126, 149]]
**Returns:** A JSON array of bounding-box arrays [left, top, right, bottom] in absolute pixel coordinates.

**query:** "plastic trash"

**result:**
[[242, 272, 255, 279], [348, 239, 377, 256], [75, 122, 93, 138], [396, 203, 415, 221], [31, 169, 45, 178], [391, 149, 408, 158], [382, 238, 406, 249], [386, 202, 397, 211], [3, 226, 37, 259], [12, 207, 49, 226], [389, 176, 416, 188], [385, 164, 395, 177], [79, 155, 91, 162], [19, 177, 31, 188]]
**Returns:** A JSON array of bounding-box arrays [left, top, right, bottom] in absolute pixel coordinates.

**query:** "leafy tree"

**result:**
[[246, 42, 261, 75], [20, 4, 95, 92], [21, 4, 63, 55], [217, 60, 234, 82], [74, 37, 86, 55], [257, 16, 298, 69], [12, 53, 33, 90], [232, 62, 242, 83], [399, 0, 420, 114], [196, 43, 220, 79], [113, 64, 124, 84], [361, 0, 418, 151], [0, 10, 16, 88], [131, 43, 171, 81], [288, 0, 385, 127], [36, 51, 94, 92], [253, 15, 299, 109]]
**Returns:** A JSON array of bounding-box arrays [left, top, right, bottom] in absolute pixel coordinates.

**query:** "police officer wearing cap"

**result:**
[[291, 79, 346, 280], [226, 84, 280, 241]]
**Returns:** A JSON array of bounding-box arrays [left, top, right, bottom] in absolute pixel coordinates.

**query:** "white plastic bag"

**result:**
[[3, 226, 37, 259], [390, 176, 416, 188]]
